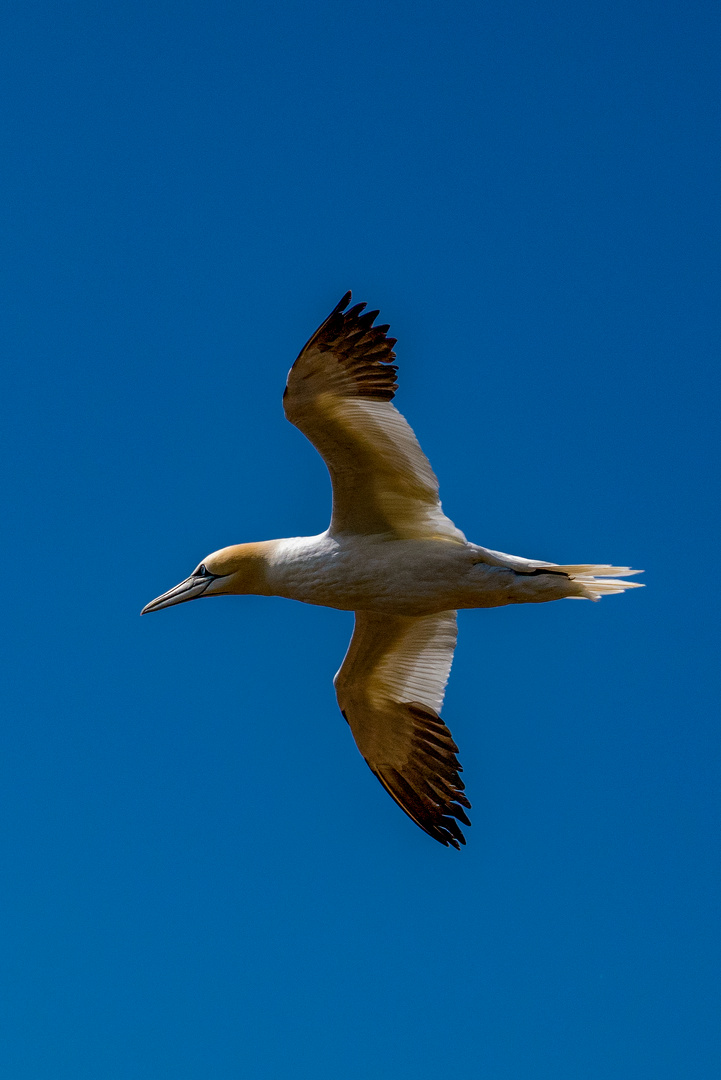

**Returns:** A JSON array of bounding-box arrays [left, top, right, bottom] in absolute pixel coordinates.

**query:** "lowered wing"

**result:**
[[334, 609, 470, 848]]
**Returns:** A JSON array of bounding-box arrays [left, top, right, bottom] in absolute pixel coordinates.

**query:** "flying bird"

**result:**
[[142, 292, 642, 848]]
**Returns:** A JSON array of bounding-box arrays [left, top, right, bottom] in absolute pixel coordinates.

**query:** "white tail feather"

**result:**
[[541, 563, 644, 601]]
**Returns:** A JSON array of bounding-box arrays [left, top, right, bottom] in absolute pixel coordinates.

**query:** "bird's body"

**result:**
[[143, 292, 642, 848], [225, 533, 595, 615]]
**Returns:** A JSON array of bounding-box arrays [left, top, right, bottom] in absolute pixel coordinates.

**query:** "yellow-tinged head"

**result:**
[[140, 541, 274, 614]]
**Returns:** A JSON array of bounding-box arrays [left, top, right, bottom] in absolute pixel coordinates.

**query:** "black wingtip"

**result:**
[[369, 703, 472, 849], [296, 291, 398, 402]]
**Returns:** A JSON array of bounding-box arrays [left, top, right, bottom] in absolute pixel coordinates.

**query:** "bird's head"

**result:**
[[140, 542, 273, 614]]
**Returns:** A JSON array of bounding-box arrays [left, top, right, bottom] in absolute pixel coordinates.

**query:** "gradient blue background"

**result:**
[[2, 2, 719, 1076]]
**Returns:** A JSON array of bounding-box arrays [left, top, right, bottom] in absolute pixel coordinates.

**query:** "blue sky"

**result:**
[[2, 1, 719, 1076]]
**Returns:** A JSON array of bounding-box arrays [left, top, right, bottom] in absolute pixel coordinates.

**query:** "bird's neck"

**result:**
[[210, 540, 278, 596]]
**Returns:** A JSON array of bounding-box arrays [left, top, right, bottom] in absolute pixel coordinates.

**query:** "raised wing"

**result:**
[[334, 610, 471, 848], [283, 292, 464, 541]]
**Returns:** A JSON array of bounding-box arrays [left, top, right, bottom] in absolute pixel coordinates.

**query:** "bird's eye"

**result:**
[[196, 564, 208, 577]]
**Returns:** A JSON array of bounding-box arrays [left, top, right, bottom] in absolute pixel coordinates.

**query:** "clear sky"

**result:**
[[2, 1, 719, 1077]]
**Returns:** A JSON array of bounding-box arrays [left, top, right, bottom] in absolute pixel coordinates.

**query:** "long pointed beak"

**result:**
[[141, 574, 214, 615]]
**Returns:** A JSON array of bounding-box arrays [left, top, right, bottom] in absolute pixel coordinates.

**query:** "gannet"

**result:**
[[142, 292, 642, 848]]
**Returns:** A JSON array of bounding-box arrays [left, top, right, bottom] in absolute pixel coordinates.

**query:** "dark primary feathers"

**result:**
[[293, 290, 399, 401], [372, 702, 471, 849]]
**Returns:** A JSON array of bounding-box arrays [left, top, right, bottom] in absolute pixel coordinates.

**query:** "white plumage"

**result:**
[[142, 292, 642, 848]]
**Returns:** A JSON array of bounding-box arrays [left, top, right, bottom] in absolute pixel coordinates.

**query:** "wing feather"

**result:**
[[284, 293, 464, 542], [334, 610, 470, 848]]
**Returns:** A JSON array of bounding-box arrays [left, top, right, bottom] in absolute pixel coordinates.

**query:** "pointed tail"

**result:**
[[543, 563, 644, 601]]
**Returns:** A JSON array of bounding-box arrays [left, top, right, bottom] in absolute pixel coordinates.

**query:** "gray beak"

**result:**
[[141, 574, 214, 614]]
